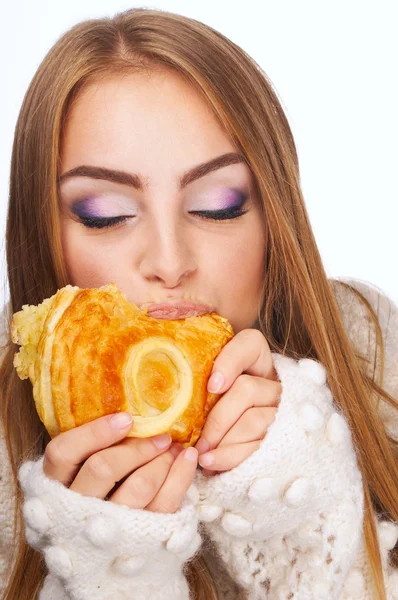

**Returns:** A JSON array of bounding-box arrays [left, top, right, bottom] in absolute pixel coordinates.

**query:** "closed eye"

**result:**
[[77, 206, 250, 229]]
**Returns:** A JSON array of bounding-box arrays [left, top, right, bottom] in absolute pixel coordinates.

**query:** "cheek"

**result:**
[[207, 229, 265, 331], [211, 230, 264, 290], [60, 224, 120, 288]]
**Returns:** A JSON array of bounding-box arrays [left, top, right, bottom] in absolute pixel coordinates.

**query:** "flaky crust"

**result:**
[[11, 283, 234, 446]]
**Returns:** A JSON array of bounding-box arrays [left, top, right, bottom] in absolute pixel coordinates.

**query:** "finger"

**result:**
[[196, 375, 280, 453], [43, 412, 135, 485], [109, 447, 178, 508], [198, 441, 261, 471], [207, 329, 279, 396], [104, 443, 183, 498], [145, 447, 198, 513], [69, 433, 172, 498], [218, 406, 278, 447]]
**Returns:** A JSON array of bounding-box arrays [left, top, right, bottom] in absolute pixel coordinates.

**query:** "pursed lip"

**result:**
[[140, 300, 216, 319]]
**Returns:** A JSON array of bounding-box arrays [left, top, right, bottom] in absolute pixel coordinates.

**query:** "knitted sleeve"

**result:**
[[193, 353, 379, 599], [194, 279, 398, 599], [18, 456, 201, 600]]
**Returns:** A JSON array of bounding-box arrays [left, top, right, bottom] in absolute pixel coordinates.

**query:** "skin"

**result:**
[[58, 70, 266, 334], [43, 69, 281, 511]]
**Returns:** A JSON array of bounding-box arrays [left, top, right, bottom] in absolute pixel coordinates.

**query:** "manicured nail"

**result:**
[[195, 438, 209, 454], [153, 434, 172, 449], [184, 447, 198, 462], [208, 371, 224, 393], [110, 412, 133, 429], [199, 453, 214, 467]]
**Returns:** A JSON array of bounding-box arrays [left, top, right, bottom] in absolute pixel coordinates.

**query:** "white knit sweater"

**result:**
[[0, 277, 397, 599]]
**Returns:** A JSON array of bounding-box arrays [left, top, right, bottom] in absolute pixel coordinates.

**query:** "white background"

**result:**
[[1, 0, 397, 311]]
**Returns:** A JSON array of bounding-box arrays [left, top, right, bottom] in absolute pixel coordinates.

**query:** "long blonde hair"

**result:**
[[1, 8, 397, 599]]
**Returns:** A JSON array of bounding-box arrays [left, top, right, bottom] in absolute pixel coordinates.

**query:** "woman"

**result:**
[[0, 7, 397, 599]]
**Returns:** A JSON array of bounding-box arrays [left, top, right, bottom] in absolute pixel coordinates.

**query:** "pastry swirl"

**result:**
[[11, 283, 234, 446]]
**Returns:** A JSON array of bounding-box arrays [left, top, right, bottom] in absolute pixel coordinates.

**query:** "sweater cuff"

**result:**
[[19, 456, 201, 600], [195, 353, 364, 541]]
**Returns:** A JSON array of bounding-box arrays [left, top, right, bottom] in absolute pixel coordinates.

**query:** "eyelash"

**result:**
[[77, 207, 250, 230]]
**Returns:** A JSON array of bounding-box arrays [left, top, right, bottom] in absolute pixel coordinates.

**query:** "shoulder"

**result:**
[[0, 300, 11, 344], [0, 419, 15, 532], [0, 301, 19, 591], [330, 276, 396, 333], [330, 276, 397, 360], [0, 407, 17, 593], [331, 277, 398, 441]]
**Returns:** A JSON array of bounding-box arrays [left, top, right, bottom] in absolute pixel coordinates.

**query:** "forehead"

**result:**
[[60, 71, 236, 174]]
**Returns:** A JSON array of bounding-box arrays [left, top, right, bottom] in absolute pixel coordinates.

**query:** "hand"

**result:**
[[194, 329, 282, 475], [43, 413, 198, 513]]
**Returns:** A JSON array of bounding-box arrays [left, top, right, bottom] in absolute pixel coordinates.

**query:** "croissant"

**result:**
[[11, 283, 234, 446]]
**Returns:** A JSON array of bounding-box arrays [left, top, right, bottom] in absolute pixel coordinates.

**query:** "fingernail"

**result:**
[[208, 371, 224, 393], [110, 412, 133, 429], [195, 438, 209, 454], [184, 447, 198, 462], [199, 453, 214, 467], [153, 433, 172, 449]]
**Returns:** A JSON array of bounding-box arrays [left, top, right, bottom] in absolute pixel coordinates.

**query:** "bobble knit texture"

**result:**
[[195, 354, 381, 599], [18, 456, 201, 599], [1, 277, 398, 599]]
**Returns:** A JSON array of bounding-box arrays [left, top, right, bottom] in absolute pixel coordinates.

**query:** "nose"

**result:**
[[139, 220, 196, 288]]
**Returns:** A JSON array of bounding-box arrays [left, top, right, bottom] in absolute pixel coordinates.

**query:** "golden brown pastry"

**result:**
[[11, 283, 234, 446]]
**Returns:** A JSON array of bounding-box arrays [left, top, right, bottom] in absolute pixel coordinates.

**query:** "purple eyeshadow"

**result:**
[[71, 197, 101, 218], [71, 197, 125, 219], [209, 189, 247, 211], [71, 188, 248, 218]]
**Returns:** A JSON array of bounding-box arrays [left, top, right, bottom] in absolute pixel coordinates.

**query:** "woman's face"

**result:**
[[59, 70, 266, 333]]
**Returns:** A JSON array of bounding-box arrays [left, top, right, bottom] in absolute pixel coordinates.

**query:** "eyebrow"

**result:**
[[58, 152, 246, 191]]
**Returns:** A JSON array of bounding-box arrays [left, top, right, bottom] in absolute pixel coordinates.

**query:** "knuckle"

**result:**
[[44, 439, 68, 470], [235, 374, 254, 397], [85, 453, 113, 481], [205, 413, 224, 437], [253, 407, 271, 429], [124, 438, 152, 464], [239, 328, 263, 344], [252, 328, 266, 343], [129, 474, 157, 502], [131, 441, 146, 461], [89, 421, 110, 446], [244, 408, 262, 431], [136, 440, 158, 464]]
